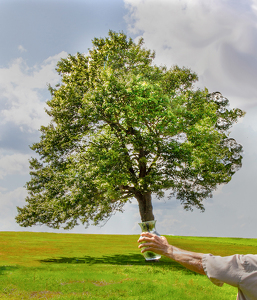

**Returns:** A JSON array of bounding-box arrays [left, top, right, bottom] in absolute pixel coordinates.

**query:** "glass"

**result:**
[[138, 220, 161, 261]]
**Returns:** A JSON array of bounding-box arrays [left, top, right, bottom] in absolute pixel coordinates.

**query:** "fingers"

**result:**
[[140, 246, 149, 253], [138, 241, 151, 249], [138, 233, 156, 252], [137, 233, 170, 257], [138, 242, 154, 253], [140, 232, 154, 237], [138, 235, 160, 249], [137, 232, 157, 243], [138, 236, 151, 243]]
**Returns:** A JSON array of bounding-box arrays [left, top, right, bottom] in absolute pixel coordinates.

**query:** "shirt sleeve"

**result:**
[[202, 254, 244, 287]]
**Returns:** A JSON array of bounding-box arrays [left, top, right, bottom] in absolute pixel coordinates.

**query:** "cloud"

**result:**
[[252, 0, 257, 12], [0, 122, 39, 153], [0, 187, 28, 230], [18, 45, 27, 53], [124, 0, 257, 109], [0, 51, 67, 131], [0, 51, 67, 183], [0, 152, 30, 179]]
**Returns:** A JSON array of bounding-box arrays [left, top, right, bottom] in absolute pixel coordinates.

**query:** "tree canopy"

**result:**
[[16, 31, 245, 229]]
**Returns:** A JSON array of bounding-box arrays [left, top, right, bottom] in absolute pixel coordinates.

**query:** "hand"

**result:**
[[138, 232, 171, 257], [138, 232, 205, 274]]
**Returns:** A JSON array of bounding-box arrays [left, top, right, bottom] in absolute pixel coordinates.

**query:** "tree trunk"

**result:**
[[135, 191, 155, 222]]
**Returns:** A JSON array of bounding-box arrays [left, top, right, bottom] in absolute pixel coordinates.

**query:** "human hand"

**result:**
[[138, 232, 172, 257]]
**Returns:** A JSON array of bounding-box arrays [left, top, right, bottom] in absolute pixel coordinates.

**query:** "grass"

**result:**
[[0, 232, 256, 299]]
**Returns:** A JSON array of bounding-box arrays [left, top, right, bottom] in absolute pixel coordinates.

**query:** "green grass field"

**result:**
[[1, 232, 257, 299]]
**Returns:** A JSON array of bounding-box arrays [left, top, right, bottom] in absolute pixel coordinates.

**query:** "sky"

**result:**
[[1, 0, 257, 238]]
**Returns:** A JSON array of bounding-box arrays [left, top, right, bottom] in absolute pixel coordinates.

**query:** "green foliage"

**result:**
[[16, 31, 245, 229]]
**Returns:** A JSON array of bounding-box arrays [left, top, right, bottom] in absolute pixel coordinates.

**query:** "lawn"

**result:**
[[1, 232, 256, 299]]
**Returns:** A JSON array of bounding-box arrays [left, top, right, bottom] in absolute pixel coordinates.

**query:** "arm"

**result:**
[[138, 232, 205, 275]]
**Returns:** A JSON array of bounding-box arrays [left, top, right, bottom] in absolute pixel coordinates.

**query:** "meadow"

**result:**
[[1, 232, 257, 299]]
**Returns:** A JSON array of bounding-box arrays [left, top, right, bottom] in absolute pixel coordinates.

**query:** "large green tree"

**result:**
[[16, 31, 244, 229]]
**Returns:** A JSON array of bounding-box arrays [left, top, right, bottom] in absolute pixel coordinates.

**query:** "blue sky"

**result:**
[[0, 0, 127, 66], [1, 0, 257, 238]]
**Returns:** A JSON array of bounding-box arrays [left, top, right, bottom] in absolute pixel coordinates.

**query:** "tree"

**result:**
[[16, 31, 245, 229]]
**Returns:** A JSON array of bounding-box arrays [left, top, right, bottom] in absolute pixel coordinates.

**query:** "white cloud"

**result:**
[[124, 0, 257, 109], [0, 153, 30, 179], [0, 51, 67, 131], [0, 187, 27, 209], [251, 0, 257, 13], [0, 187, 28, 230], [18, 45, 27, 53]]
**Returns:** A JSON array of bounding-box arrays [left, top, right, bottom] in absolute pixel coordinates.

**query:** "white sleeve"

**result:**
[[202, 254, 243, 287]]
